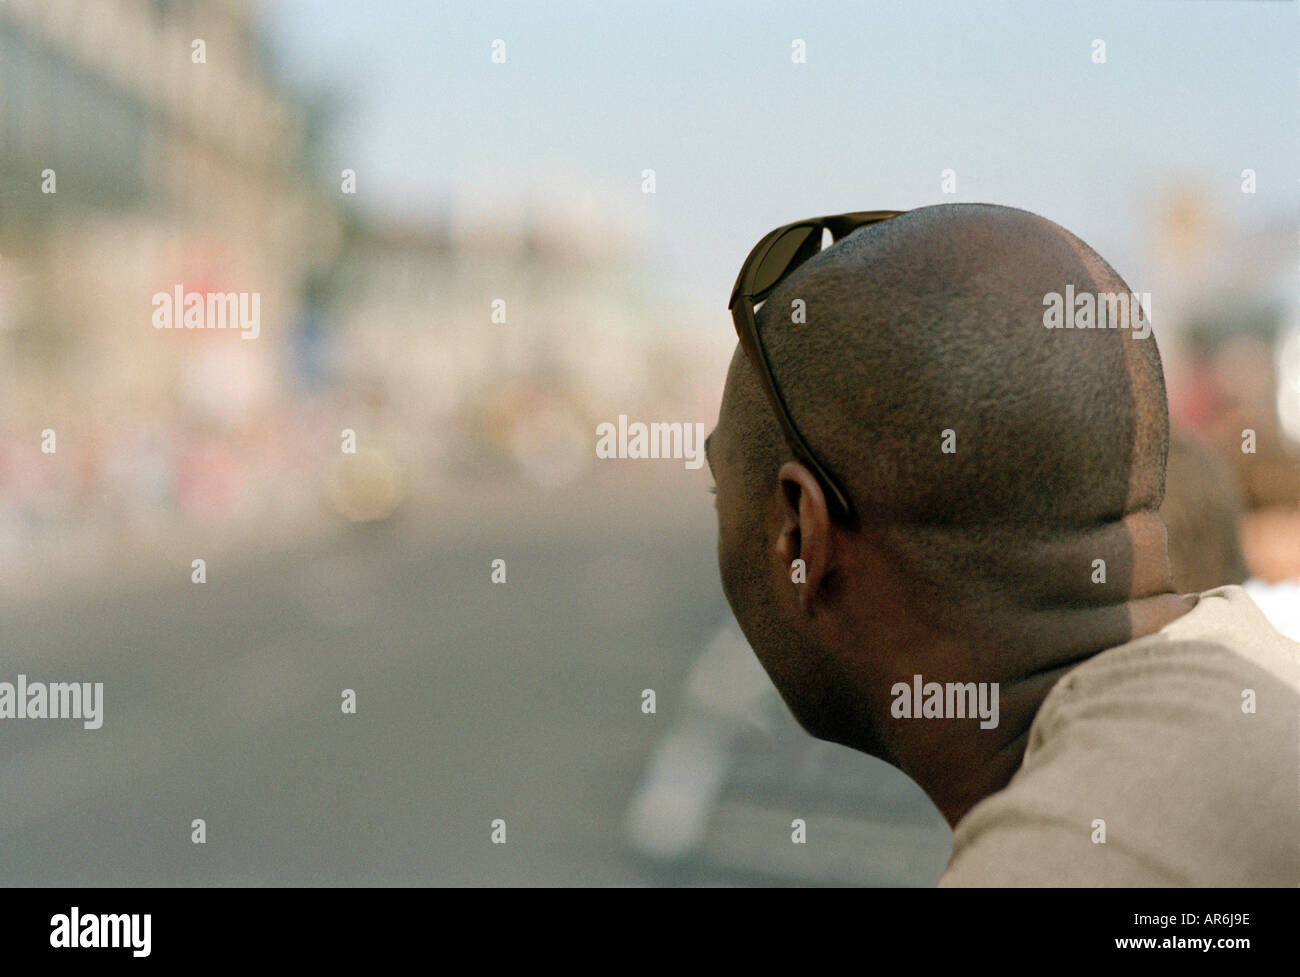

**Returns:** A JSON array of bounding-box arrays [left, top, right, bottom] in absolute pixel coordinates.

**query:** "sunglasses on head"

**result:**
[[728, 209, 906, 523]]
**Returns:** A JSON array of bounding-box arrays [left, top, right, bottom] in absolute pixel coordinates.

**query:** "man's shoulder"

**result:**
[[1074, 585, 1300, 696], [940, 586, 1300, 887]]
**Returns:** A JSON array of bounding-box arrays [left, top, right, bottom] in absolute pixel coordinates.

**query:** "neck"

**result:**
[[855, 511, 1195, 828]]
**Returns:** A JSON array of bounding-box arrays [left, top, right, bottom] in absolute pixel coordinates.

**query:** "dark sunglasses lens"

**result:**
[[750, 224, 819, 298]]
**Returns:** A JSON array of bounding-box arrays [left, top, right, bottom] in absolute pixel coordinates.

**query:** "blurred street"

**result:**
[[0, 468, 949, 886]]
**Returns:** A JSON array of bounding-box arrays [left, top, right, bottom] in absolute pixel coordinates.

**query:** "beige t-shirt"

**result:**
[[939, 585, 1300, 887]]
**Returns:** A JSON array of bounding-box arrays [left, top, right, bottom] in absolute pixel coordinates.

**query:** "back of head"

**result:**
[[742, 203, 1170, 607]]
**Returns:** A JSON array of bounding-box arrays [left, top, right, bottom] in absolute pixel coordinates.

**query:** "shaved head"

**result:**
[[740, 203, 1167, 532], [710, 203, 1188, 813]]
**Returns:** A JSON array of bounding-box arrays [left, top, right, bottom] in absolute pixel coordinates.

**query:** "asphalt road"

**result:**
[[0, 468, 948, 885]]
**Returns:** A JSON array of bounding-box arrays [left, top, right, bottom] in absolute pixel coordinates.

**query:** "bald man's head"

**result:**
[[737, 203, 1167, 532], [710, 203, 1183, 774]]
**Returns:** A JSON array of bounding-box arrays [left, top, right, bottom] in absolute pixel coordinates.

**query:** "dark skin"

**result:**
[[706, 345, 1194, 828]]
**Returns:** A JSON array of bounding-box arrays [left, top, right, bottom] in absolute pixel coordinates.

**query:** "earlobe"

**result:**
[[777, 461, 833, 612]]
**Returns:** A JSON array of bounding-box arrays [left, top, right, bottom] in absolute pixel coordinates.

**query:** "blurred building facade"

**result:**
[[331, 211, 713, 489], [0, 0, 343, 585], [0, 0, 339, 407], [0, 0, 719, 592]]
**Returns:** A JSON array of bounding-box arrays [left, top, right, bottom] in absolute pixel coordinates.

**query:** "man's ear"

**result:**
[[775, 460, 834, 613]]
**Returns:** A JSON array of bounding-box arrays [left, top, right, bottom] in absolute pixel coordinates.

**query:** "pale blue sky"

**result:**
[[263, 0, 1299, 318]]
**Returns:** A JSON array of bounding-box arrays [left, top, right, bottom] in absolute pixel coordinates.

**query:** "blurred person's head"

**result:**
[[1159, 430, 1250, 593], [708, 203, 1192, 825]]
